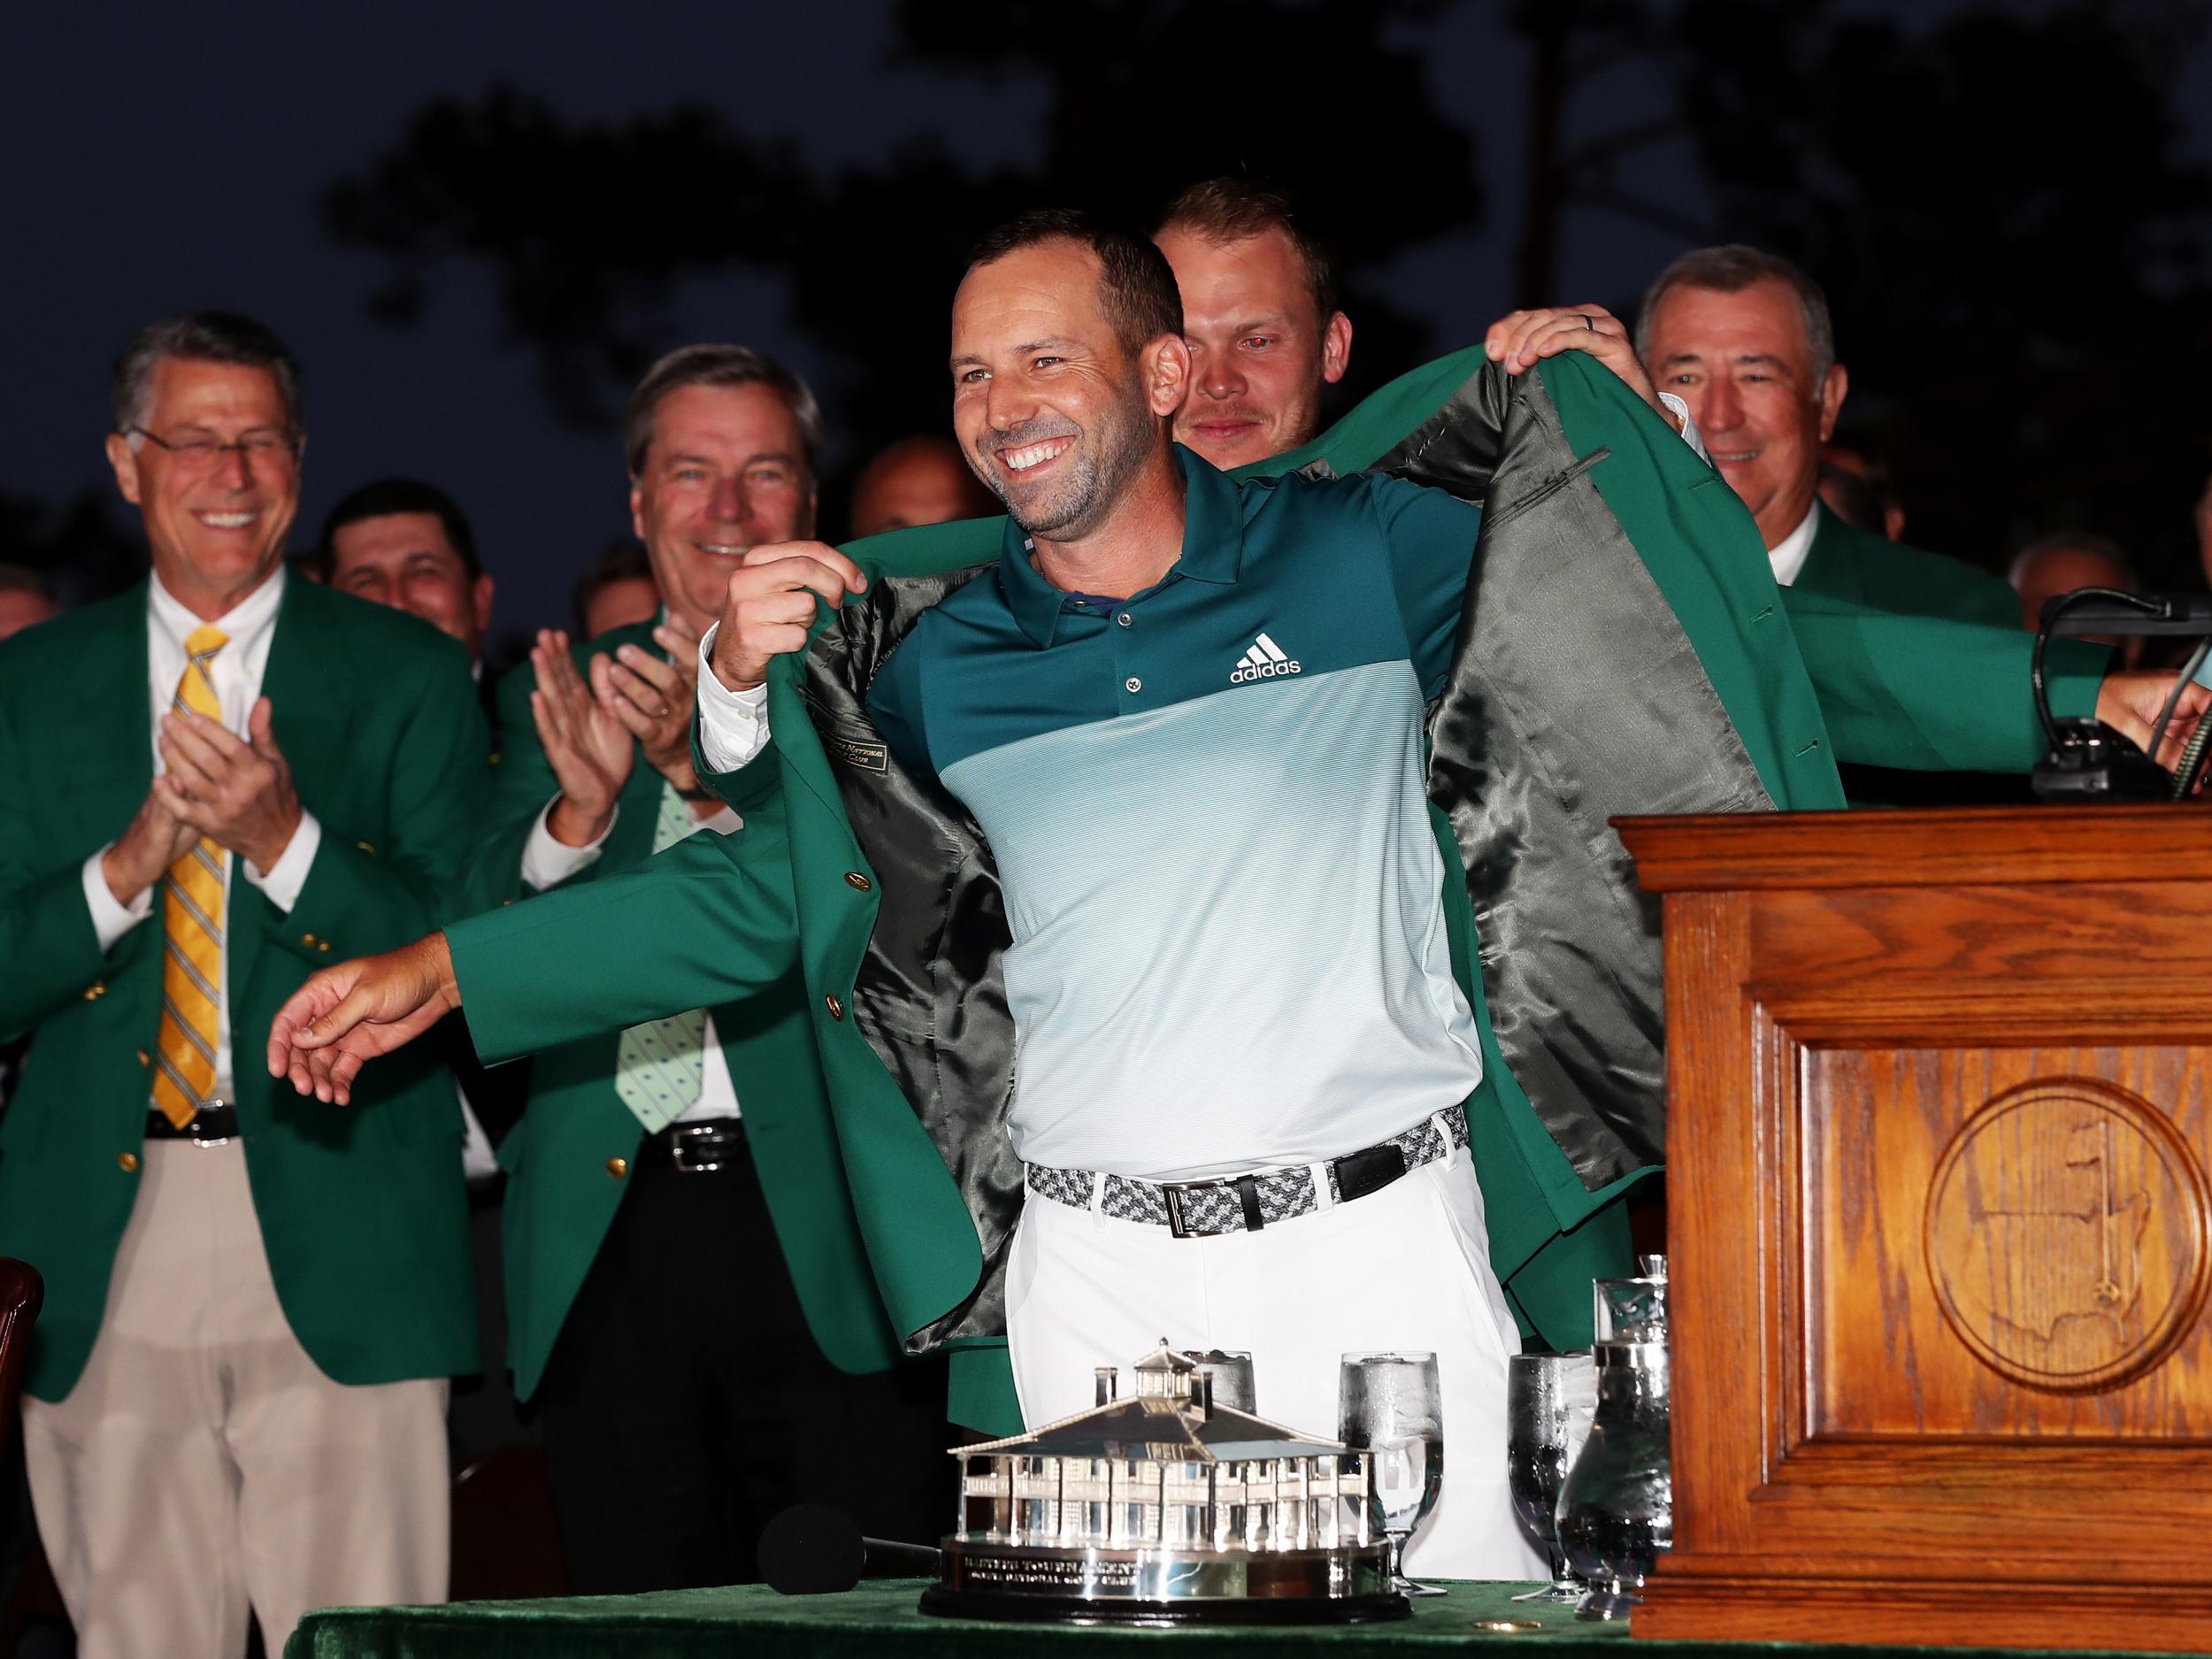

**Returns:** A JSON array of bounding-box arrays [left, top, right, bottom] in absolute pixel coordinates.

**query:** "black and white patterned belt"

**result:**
[[1025, 1103, 1470, 1238]]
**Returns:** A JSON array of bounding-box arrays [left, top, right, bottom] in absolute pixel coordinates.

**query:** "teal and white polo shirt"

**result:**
[[866, 446, 1487, 1184]]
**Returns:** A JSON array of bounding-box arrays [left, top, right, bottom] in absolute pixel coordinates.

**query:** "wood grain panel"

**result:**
[[1802, 1047, 2212, 1439], [1617, 804, 2212, 893], [1621, 808, 2212, 1649]]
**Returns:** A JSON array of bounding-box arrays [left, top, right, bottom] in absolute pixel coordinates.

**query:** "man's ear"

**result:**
[[104, 432, 143, 508], [1321, 311, 1354, 385], [1148, 332, 1192, 418], [1816, 363, 1849, 444], [472, 572, 495, 636], [629, 480, 647, 541], [801, 483, 819, 540]]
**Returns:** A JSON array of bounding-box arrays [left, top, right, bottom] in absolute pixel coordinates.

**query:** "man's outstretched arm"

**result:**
[[270, 809, 804, 1106], [1781, 588, 2212, 775]]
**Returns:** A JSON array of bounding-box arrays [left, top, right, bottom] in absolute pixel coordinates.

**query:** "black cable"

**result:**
[[2148, 635, 2212, 765], [2032, 587, 2160, 750], [2174, 715, 2212, 801]]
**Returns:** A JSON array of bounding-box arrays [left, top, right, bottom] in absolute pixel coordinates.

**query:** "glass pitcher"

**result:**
[[1555, 1270, 1672, 1620]]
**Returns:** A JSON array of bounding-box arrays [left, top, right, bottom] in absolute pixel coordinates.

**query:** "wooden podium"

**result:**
[[1616, 806, 2212, 1651]]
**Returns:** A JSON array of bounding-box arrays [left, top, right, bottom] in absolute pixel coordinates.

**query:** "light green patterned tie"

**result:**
[[612, 783, 713, 1133]]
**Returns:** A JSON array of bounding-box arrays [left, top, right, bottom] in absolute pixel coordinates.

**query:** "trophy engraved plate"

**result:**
[[1924, 1079, 2212, 1393]]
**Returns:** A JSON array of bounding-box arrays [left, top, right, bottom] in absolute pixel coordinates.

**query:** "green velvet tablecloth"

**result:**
[[281, 1580, 2188, 1659]]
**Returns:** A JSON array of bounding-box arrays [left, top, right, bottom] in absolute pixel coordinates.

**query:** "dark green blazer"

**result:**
[[1797, 504, 2021, 629], [458, 621, 817, 1402], [445, 353, 2107, 1436], [0, 575, 487, 1400]]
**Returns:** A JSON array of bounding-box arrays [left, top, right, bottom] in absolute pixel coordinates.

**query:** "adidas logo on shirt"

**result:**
[[1229, 631, 1302, 684]]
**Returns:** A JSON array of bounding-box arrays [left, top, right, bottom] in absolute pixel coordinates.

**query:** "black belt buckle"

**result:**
[[146, 1100, 238, 1146], [661, 1122, 741, 1174]]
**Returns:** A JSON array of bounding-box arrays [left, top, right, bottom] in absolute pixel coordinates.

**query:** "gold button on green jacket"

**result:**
[[446, 352, 2108, 1436]]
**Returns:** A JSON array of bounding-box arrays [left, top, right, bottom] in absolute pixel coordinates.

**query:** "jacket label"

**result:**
[[831, 734, 889, 774]]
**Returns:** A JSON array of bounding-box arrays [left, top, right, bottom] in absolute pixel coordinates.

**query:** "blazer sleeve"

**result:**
[[449, 794, 801, 1065], [0, 686, 108, 1041], [254, 646, 489, 967], [1782, 587, 2111, 772]]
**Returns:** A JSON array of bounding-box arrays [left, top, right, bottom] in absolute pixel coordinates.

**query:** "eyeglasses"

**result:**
[[124, 426, 299, 469]]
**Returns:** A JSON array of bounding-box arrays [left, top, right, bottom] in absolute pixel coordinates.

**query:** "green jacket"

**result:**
[[1797, 503, 2021, 629], [448, 352, 2105, 1435], [458, 621, 821, 1402], [0, 576, 486, 1400]]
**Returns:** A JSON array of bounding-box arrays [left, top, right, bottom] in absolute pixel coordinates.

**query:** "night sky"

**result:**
[[9, 1, 2209, 641]]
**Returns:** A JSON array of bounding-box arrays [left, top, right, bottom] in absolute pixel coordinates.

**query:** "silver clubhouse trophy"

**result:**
[[921, 1342, 1409, 1626]]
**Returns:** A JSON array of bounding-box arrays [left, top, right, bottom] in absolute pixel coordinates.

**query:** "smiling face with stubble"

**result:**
[[949, 238, 1171, 543]]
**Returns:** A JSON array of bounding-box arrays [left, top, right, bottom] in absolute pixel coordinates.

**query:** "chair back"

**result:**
[[0, 1257, 42, 1463], [449, 1443, 570, 1601]]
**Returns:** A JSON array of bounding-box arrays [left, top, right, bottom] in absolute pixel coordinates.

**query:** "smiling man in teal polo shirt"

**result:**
[[686, 211, 1596, 1578]]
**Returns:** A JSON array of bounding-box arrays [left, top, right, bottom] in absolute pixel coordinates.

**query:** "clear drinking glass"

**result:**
[[1338, 1351, 1445, 1597], [1506, 1352, 1598, 1602], [1190, 1348, 1256, 1412]]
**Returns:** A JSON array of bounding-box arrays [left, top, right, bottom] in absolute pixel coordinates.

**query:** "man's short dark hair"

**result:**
[[573, 541, 657, 637], [965, 209, 1183, 358], [112, 311, 303, 438], [1155, 177, 1341, 323], [313, 478, 480, 581], [623, 345, 824, 481], [1634, 244, 1836, 385]]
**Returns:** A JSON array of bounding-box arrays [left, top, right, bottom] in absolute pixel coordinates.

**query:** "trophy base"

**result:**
[[921, 1539, 1410, 1627]]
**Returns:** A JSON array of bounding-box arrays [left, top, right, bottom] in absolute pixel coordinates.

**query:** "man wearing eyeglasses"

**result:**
[[0, 311, 486, 1658]]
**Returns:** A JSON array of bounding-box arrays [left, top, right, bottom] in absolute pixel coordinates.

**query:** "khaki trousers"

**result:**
[[22, 1139, 449, 1659]]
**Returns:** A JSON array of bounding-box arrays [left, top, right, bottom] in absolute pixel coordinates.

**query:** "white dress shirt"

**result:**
[[1766, 503, 1821, 588], [519, 627, 744, 1125], [81, 568, 321, 1095]]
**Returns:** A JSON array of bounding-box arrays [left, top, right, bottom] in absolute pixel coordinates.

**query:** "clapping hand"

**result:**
[[98, 784, 202, 907], [602, 614, 704, 795], [530, 629, 635, 846], [153, 697, 303, 874]]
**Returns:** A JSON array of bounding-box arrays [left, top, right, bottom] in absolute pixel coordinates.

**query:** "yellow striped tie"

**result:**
[[151, 625, 228, 1129]]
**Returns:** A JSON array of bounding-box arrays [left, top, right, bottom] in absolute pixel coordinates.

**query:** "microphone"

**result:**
[[757, 1503, 942, 1594]]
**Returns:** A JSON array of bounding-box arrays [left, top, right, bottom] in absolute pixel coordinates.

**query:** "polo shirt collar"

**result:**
[[998, 444, 1247, 646]]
